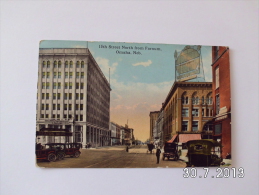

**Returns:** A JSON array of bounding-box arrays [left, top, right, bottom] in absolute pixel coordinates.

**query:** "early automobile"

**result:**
[[147, 143, 154, 154], [64, 143, 82, 158], [185, 139, 222, 167], [44, 143, 66, 160], [36, 143, 58, 162], [162, 142, 179, 161]]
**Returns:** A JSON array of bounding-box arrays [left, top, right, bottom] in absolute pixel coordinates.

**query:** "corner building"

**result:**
[[162, 82, 213, 144], [36, 48, 111, 148]]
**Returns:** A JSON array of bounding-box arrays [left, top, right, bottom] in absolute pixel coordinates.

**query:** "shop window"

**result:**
[[215, 124, 222, 135]]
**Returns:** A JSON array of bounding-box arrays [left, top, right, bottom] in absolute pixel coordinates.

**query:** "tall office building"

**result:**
[[36, 48, 111, 148]]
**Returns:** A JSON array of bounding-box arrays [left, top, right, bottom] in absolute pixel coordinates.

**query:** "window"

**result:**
[[46, 72, 50, 78], [192, 121, 198, 131], [69, 104, 72, 110], [64, 93, 67, 100], [57, 114, 60, 119], [53, 104, 56, 110], [65, 72, 68, 78], [182, 121, 188, 131], [76, 104, 79, 110], [64, 104, 67, 110], [41, 114, 44, 118], [42, 93, 45, 99], [41, 104, 44, 110], [76, 61, 80, 68], [80, 115, 83, 121], [65, 82, 68, 89], [75, 115, 78, 121], [46, 93, 49, 99], [54, 61, 57, 68], [69, 115, 72, 119], [69, 72, 73, 78], [64, 115, 67, 119], [58, 82, 61, 89], [76, 72, 79, 78], [46, 104, 49, 110], [69, 61, 73, 68], [47, 61, 50, 68], [202, 97, 205, 104], [215, 66, 219, 89], [80, 93, 83, 100], [57, 93, 60, 100], [81, 61, 84, 68], [57, 104, 60, 110], [75, 126, 82, 142], [192, 109, 199, 117], [76, 93, 79, 100], [69, 93, 72, 100], [46, 82, 50, 89], [42, 83, 45, 89], [53, 82, 56, 89], [58, 61, 61, 68], [42, 61, 46, 67], [80, 104, 83, 110], [53, 93, 56, 100], [69, 82, 72, 89], [215, 124, 222, 135], [80, 83, 84, 89], [65, 61, 68, 68], [216, 94, 220, 114], [81, 72, 84, 78], [58, 72, 61, 78], [182, 108, 189, 117], [42, 72, 45, 78], [76, 83, 79, 89], [53, 72, 56, 78], [52, 114, 56, 118]]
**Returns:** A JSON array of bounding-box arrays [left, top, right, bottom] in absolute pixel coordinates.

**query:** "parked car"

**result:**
[[186, 139, 222, 167], [36, 143, 58, 162], [162, 142, 179, 161]]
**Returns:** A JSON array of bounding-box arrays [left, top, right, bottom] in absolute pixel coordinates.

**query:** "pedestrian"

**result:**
[[156, 147, 161, 164]]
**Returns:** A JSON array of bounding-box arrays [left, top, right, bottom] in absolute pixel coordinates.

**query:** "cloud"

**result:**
[[132, 60, 152, 67], [96, 57, 118, 77]]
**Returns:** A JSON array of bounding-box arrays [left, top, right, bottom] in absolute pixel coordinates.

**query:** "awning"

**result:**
[[179, 134, 201, 143], [167, 135, 177, 143]]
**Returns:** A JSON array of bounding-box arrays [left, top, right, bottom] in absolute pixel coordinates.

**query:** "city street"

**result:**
[[36, 145, 186, 168]]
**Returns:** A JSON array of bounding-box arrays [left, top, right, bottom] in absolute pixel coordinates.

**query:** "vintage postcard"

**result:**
[[36, 40, 231, 168]]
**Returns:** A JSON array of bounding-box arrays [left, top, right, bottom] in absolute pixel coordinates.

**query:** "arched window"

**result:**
[[192, 92, 199, 105], [70, 61, 73, 68], [182, 92, 188, 105], [81, 61, 84, 68], [42, 61, 46, 67], [206, 92, 212, 105], [58, 61, 61, 68], [47, 61, 50, 68]]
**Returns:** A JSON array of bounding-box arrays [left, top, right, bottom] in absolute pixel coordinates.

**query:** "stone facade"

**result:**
[[36, 48, 111, 148], [149, 111, 159, 141]]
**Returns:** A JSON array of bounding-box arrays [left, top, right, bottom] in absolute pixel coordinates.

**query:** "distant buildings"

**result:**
[[149, 111, 159, 142], [211, 46, 231, 158]]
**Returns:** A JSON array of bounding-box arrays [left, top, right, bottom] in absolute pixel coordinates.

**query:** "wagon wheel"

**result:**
[[57, 152, 65, 160], [47, 153, 56, 162], [74, 151, 80, 158]]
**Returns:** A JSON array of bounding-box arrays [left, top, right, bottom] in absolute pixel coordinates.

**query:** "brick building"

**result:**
[[211, 46, 231, 158], [162, 82, 213, 145]]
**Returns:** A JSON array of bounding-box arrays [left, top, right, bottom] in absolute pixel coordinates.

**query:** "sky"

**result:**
[[40, 40, 212, 141]]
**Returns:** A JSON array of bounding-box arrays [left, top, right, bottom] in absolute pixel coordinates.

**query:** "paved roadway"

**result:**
[[36, 145, 186, 168]]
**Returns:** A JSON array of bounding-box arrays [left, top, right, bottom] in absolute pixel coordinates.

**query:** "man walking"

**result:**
[[156, 147, 161, 164]]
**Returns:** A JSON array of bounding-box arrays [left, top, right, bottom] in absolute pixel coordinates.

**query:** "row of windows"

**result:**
[[42, 82, 84, 89], [42, 60, 85, 68], [182, 97, 213, 105], [42, 72, 85, 79], [40, 114, 84, 121], [182, 121, 198, 131], [41, 103, 82, 110], [40, 93, 84, 100], [182, 108, 213, 117]]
